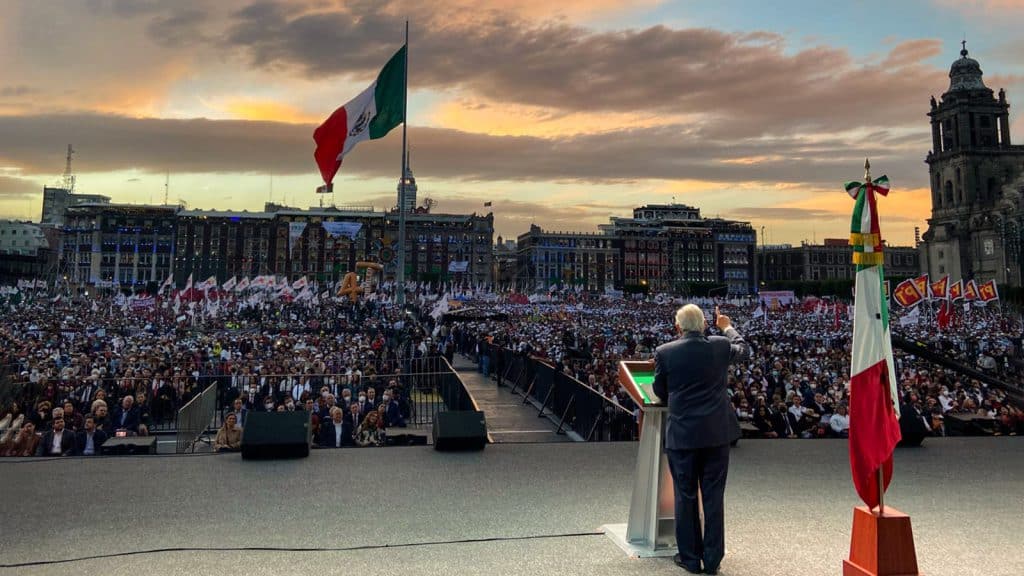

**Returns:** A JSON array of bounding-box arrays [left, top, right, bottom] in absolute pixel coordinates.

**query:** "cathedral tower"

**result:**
[[921, 43, 1024, 286]]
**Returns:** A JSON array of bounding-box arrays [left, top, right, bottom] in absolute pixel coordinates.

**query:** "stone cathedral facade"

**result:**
[[920, 44, 1024, 287]]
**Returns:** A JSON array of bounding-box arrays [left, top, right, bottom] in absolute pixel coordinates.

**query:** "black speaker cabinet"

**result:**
[[432, 410, 487, 451], [241, 411, 311, 459]]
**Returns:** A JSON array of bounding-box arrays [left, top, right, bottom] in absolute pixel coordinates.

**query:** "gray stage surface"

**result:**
[[1, 438, 1021, 576]]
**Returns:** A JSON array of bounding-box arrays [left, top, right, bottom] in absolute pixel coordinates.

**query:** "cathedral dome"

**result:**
[[948, 44, 987, 92]]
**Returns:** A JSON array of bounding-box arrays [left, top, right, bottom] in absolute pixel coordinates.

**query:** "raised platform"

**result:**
[[0, 438, 1021, 575]]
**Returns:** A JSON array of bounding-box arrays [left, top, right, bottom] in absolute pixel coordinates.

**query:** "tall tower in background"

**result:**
[[397, 148, 418, 212], [920, 43, 1024, 286]]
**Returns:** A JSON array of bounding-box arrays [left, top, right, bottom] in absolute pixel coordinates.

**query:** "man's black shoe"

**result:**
[[673, 554, 702, 574], [704, 567, 719, 575]]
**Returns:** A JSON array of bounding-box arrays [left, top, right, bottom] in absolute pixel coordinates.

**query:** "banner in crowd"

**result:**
[[929, 275, 948, 299], [321, 221, 362, 239], [235, 277, 250, 292], [758, 290, 795, 307], [289, 222, 307, 252], [912, 274, 928, 299], [978, 279, 999, 302], [892, 278, 925, 307], [964, 279, 979, 301], [949, 279, 963, 301], [130, 296, 155, 310], [222, 276, 237, 291], [448, 261, 470, 273]]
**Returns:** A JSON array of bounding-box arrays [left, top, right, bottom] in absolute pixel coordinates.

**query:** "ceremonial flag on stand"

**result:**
[[964, 279, 980, 301], [845, 165, 901, 510], [949, 279, 963, 302], [313, 45, 406, 187], [978, 280, 999, 303]]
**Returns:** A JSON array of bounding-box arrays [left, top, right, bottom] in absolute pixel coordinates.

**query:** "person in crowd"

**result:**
[[752, 404, 778, 438], [2, 421, 39, 457], [319, 406, 354, 448], [384, 389, 407, 428], [110, 395, 142, 436], [75, 414, 108, 456], [214, 413, 242, 452], [37, 415, 75, 456], [229, 397, 247, 429], [356, 411, 384, 447], [61, 401, 83, 433], [91, 400, 112, 432], [829, 404, 850, 438]]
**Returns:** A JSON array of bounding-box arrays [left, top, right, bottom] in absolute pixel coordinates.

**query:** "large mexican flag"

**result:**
[[314, 45, 406, 186], [846, 172, 902, 510]]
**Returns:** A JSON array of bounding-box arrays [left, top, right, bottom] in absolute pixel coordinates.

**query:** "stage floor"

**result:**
[[1, 438, 1021, 576]]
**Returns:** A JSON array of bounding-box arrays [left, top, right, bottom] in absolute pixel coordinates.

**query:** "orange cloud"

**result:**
[[428, 96, 693, 138], [220, 99, 319, 124]]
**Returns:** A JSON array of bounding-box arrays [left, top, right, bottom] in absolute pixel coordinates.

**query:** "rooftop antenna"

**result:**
[[164, 171, 170, 205], [62, 144, 76, 192], [269, 173, 274, 203]]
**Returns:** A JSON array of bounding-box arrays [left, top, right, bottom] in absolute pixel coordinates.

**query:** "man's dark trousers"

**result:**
[[666, 443, 730, 572]]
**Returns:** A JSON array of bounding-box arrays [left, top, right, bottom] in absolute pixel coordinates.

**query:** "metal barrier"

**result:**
[[491, 346, 636, 441], [175, 383, 218, 453]]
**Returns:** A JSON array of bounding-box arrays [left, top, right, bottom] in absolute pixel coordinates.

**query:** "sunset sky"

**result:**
[[2, 0, 1023, 245]]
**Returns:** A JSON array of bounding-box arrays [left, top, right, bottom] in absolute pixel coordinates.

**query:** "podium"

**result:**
[[603, 360, 678, 558]]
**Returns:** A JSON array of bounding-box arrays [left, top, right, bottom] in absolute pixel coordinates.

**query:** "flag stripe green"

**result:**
[[369, 45, 406, 140]]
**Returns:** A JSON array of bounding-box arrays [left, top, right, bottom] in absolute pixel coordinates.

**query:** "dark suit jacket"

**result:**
[[36, 429, 76, 456], [75, 429, 109, 455], [653, 327, 749, 451], [110, 406, 141, 432], [318, 420, 356, 447]]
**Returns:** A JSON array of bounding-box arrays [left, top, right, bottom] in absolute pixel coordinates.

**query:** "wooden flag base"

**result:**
[[843, 506, 921, 576]]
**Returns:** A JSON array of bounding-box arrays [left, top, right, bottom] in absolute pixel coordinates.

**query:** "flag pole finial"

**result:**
[[864, 158, 871, 181]]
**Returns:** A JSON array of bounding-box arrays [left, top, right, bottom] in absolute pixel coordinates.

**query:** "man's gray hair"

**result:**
[[675, 304, 706, 333]]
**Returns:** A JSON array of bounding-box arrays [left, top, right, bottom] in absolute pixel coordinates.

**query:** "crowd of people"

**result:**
[[2, 284, 1021, 456], [0, 286, 450, 456], [453, 295, 1024, 441]]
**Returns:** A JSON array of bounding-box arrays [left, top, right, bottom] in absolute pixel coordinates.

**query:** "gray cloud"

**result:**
[[218, 1, 948, 137], [0, 175, 41, 199], [0, 113, 931, 189]]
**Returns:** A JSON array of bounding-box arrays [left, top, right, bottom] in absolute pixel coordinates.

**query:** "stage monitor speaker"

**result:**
[[241, 411, 311, 460], [433, 410, 487, 451], [100, 436, 157, 455]]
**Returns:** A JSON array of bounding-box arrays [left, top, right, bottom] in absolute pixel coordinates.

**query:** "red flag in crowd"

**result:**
[[949, 280, 963, 302], [892, 279, 924, 308], [978, 280, 999, 303], [964, 280, 980, 301], [929, 275, 949, 300], [912, 274, 929, 301]]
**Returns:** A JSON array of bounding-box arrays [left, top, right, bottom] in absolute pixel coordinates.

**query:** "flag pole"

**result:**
[[396, 20, 409, 306]]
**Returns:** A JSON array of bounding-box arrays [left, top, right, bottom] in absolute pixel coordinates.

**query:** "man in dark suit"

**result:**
[[37, 416, 75, 456], [75, 414, 108, 456], [653, 305, 748, 575], [110, 395, 142, 435], [319, 406, 355, 448]]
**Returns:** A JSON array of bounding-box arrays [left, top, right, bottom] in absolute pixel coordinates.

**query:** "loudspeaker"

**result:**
[[241, 411, 311, 459], [432, 410, 487, 451]]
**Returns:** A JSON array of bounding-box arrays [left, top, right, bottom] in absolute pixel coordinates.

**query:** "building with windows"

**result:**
[[61, 204, 177, 286], [174, 207, 386, 285], [920, 45, 1024, 286], [40, 186, 110, 226], [399, 211, 493, 285], [0, 220, 55, 283], [492, 237, 519, 288], [759, 239, 920, 283], [600, 204, 757, 295], [516, 225, 617, 291]]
